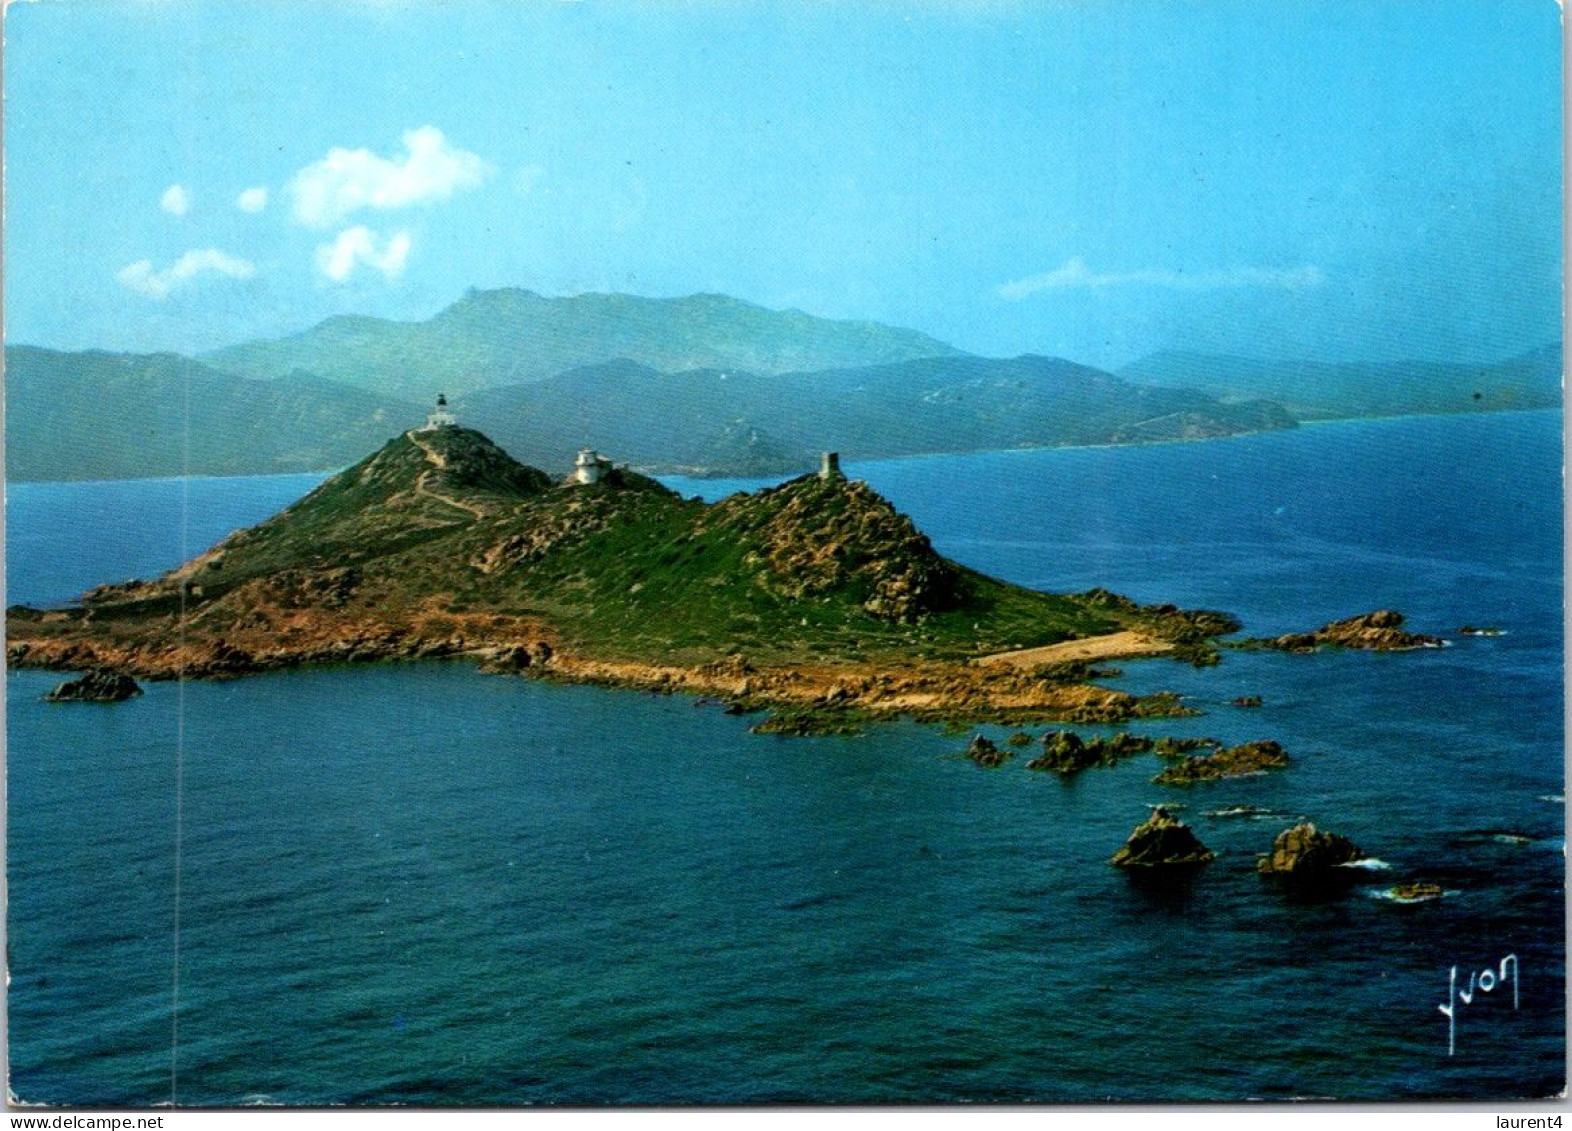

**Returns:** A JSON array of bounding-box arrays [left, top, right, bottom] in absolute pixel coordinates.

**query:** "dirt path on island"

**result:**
[[409, 432, 489, 520], [975, 630, 1173, 668]]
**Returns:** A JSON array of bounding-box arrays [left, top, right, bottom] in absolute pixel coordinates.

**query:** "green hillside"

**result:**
[[59, 424, 1131, 667]]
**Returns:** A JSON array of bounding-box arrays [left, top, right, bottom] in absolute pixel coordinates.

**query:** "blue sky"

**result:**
[[4, 0, 1562, 369]]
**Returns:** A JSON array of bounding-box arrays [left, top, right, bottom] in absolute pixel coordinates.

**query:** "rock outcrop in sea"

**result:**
[[1257, 822, 1365, 881], [965, 735, 1010, 767], [1026, 730, 1154, 773], [1152, 740, 1289, 785], [44, 670, 143, 702], [1249, 610, 1443, 653], [1110, 807, 1214, 868]]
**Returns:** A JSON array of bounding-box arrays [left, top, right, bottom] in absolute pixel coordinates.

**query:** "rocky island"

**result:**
[[8, 416, 1242, 727], [1241, 610, 1445, 653], [1110, 807, 1214, 869]]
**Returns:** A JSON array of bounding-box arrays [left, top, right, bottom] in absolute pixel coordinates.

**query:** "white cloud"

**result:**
[[288, 126, 490, 228], [998, 258, 1325, 301], [315, 226, 411, 282], [117, 249, 256, 300], [236, 186, 269, 213], [160, 184, 191, 217]]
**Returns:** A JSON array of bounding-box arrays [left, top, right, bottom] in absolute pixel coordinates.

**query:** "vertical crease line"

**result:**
[[171, 365, 191, 1107]]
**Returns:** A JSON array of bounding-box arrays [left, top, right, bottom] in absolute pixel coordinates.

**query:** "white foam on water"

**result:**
[[1337, 858, 1392, 871]]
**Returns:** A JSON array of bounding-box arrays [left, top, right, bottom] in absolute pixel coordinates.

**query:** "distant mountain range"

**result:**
[[201, 289, 963, 403], [4, 288, 1560, 482], [1120, 345, 1563, 419], [461, 355, 1294, 478], [4, 347, 421, 482]]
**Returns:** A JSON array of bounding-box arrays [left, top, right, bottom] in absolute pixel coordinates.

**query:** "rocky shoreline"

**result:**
[[10, 601, 1452, 735], [8, 611, 1204, 728]]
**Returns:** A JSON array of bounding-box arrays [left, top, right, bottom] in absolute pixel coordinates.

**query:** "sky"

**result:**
[[3, 0, 1563, 370]]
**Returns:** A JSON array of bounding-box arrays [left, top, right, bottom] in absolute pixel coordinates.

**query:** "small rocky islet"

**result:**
[[1236, 609, 1445, 653], [1257, 822, 1366, 882], [1110, 807, 1214, 869], [42, 670, 143, 702]]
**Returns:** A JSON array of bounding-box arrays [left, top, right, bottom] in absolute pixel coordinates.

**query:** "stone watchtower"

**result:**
[[819, 452, 844, 481], [423, 393, 457, 431]]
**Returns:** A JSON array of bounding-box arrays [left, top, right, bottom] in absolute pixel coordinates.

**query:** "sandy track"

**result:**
[[975, 630, 1173, 667]]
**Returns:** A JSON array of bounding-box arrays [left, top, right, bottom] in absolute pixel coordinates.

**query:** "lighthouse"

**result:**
[[574, 448, 611, 485], [423, 393, 457, 431]]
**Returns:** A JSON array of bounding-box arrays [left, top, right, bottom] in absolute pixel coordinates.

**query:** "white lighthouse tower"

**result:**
[[423, 393, 457, 431], [574, 448, 610, 485]]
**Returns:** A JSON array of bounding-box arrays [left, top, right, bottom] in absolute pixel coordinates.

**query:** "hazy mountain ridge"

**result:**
[[460, 354, 1296, 477], [201, 288, 965, 403], [3, 346, 423, 482], [8, 288, 1556, 484], [1120, 344, 1563, 419]]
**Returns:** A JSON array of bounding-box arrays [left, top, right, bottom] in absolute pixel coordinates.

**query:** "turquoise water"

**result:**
[[7, 412, 1565, 1104]]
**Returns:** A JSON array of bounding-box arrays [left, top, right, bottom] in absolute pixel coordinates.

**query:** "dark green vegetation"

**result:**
[[1120, 343, 1562, 420], [4, 346, 421, 481]]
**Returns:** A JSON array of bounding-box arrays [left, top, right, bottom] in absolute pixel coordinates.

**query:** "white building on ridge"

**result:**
[[422, 394, 457, 431], [574, 448, 612, 485]]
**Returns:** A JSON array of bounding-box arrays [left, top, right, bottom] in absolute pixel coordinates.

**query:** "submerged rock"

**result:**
[[1257, 822, 1364, 881], [44, 670, 143, 702], [1152, 736, 1222, 758], [750, 710, 865, 736], [1230, 695, 1263, 708], [1110, 807, 1214, 868]]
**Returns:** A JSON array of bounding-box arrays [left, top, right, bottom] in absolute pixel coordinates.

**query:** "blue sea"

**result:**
[[6, 412, 1565, 1104]]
